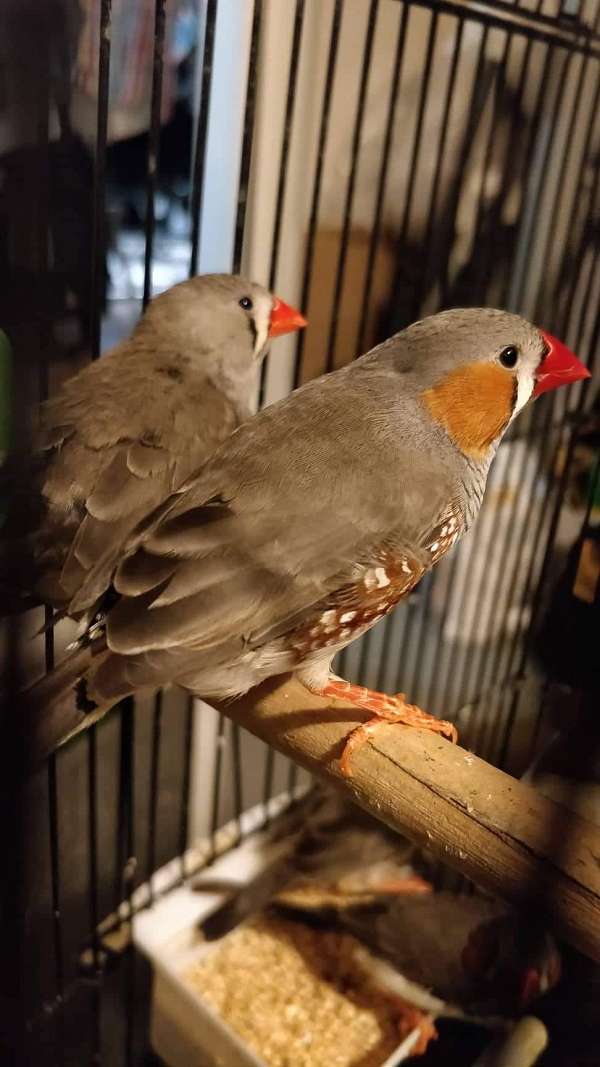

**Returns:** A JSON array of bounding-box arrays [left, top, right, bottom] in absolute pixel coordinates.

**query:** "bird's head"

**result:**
[[397, 308, 591, 462], [140, 273, 306, 373]]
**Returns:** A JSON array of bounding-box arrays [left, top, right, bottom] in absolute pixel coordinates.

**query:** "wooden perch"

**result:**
[[216, 675, 600, 963]]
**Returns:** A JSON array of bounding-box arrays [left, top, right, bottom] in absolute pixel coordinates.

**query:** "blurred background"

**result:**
[[0, 0, 598, 1064]]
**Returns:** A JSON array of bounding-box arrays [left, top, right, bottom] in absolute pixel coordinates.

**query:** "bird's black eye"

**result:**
[[499, 346, 519, 369], [239, 296, 253, 310]]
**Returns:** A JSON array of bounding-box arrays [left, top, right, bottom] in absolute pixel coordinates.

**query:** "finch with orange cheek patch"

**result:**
[[24, 308, 589, 765]]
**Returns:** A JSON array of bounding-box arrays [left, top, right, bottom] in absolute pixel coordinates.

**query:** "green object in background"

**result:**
[[0, 329, 10, 459]]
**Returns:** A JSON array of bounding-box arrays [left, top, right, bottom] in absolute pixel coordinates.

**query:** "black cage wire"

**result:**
[[0, 0, 599, 1064]]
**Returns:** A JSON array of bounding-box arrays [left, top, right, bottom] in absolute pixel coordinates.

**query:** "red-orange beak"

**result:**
[[534, 330, 591, 397], [268, 297, 307, 338]]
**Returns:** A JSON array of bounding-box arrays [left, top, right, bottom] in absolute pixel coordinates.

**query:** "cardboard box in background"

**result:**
[[300, 228, 397, 382]]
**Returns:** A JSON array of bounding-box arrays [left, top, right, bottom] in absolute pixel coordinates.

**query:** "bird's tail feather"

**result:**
[[22, 643, 130, 767]]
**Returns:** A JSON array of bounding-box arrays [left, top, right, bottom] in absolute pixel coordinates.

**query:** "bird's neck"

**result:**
[[459, 449, 494, 529], [210, 358, 259, 423], [129, 326, 260, 424], [418, 363, 512, 527]]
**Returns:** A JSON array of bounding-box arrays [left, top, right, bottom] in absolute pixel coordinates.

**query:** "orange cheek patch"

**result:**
[[423, 362, 515, 459]]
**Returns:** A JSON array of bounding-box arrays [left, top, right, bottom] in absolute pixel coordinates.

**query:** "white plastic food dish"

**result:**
[[134, 802, 422, 1067]]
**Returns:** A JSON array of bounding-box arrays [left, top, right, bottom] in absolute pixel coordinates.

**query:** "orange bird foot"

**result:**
[[395, 1003, 438, 1056], [314, 679, 458, 777]]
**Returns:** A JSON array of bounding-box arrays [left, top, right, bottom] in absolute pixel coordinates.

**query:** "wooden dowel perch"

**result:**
[[216, 675, 600, 963]]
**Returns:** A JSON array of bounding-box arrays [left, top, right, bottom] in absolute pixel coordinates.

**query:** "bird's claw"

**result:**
[[305, 677, 457, 776], [337, 692, 458, 777]]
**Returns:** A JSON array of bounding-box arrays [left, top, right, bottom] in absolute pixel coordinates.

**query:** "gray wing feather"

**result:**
[[101, 361, 463, 665]]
